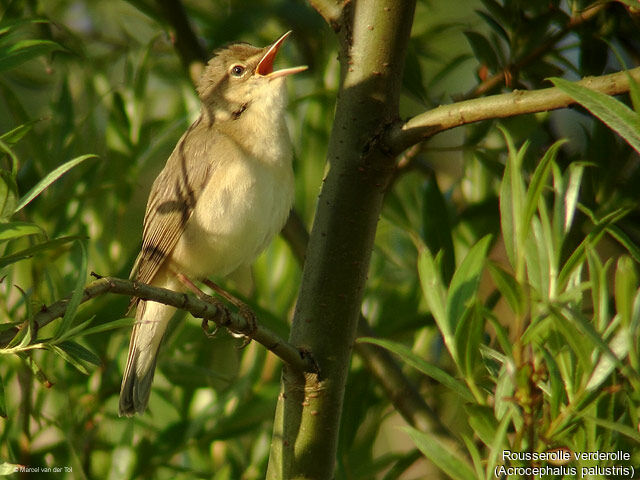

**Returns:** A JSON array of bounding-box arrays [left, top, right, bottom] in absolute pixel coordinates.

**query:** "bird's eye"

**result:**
[[230, 65, 245, 77]]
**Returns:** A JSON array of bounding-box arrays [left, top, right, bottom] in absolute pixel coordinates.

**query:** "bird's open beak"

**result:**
[[256, 31, 308, 79]]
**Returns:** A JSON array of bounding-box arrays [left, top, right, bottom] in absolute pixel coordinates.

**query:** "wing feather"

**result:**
[[131, 116, 216, 288]]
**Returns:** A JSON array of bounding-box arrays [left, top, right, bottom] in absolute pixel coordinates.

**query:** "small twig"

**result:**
[[30, 276, 318, 375], [465, 2, 606, 98], [386, 66, 640, 154]]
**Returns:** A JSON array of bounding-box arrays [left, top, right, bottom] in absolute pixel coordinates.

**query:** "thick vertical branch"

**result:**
[[267, 1, 416, 478]]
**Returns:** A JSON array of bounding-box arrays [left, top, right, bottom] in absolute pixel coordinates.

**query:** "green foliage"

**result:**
[[0, 0, 638, 479]]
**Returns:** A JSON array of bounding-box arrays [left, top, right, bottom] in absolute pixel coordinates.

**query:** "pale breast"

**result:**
[[169, 152, 294, 280]]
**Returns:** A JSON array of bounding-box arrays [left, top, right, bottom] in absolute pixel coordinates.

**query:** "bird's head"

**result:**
[[197, 31, 307, 123]]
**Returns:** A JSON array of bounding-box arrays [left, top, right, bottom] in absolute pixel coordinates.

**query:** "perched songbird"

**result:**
[[119, 32, 306, 416]]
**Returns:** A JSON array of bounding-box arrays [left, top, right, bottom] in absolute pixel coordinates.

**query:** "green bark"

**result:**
[[267, 1, 417, 478]]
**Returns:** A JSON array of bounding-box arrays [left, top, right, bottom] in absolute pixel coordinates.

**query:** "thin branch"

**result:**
[[387, 66, 640, 154], [30, 276, 317, 375], [466, 2, 606, 98]]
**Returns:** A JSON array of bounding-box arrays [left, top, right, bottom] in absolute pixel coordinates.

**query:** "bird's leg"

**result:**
[[202, 278, 258, 347], [175, 272, 227, 338]]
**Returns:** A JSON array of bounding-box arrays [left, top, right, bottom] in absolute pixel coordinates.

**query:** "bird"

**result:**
[[119, 31, 307, 416]]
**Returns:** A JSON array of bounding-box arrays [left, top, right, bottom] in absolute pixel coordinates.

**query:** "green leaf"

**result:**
[[0, 462, 23, 475], [550, 77, 640, 154], [421, 176, 455, 284], [18, 353, 52, 387], [0, 138, 19, 177], [403, 427, 476, 480], [523, 140, 565, 234], [0, 39, 63, 73], [455, 304, 484, 378], [447, 235, 492, 338], [56, 240, 88, 338], [58, 316, 132, 342], [558, 207, 631, 288], [463, 31, 499, 72], [488, 262, 525, 315], [49, 341, 100, 375], [585, 328, 629, 392], [465, 404, 498, 447], [0, 18, 50, 37], [0, 374, 6, 417], [0, 235, 82, 269], [0, 120, 39, 145], [0, 169, 18, 221], [614, 256, 637, 328], [540, 347, 564, 418], [14, 154, 97, 213], [579, 414, 640, 443], [485, 410, 511, 480], [550, 304, 625, 376], [358, 337, 474, 402], [607, 225, 640, 264], [417, 246, 451, 353], [562, 162, 586, 234], [499, 128, 528, 270], [0, 221, 44, 242]]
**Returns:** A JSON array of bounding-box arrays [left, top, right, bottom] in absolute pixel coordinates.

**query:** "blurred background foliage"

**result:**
[[0, 0, 638, 478]]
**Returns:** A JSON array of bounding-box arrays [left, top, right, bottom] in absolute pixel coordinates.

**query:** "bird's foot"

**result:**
[[176, 273, 230, 338], [202, 279, 258, 348]]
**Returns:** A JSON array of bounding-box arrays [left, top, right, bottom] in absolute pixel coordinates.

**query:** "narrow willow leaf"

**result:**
[[485, 410, 512, 480], [614, 256, 637, 328], [417, 246, 452, 355], [455, 304, 484, 378], [14, 154, 97, 213], [498, 128, 528, 269], [540, 347, 564, 418], [0, 39, 63, 73], [563, 163, 585, 234], [580, 414, 640, 443], [488, 262, 524, 315], [18, 353, 52, 387], [75, 317, 132, 337], [524, 217, 544, 294], [523, 139, 566, 233], [0, 18, 50, 37], [447, 235, 492, 339], [0, 221, 43, 242], [551, 304, 624, 374], [0, 169, 18, 221], [461, 434, 485, 480], [0, 235, 82, 269], [358, 337, 474, 402], [421, 177, 455, 284], [0, 119, 39, 144], [585, 328, 629, 391], [0, 462, 23, 475], [493, 364, 513, 421], [57, 340, 101, 366], [465, 404, 498, 447], [0, 374, 6, 417], [550, 77, 640, 154], [607, 225, 640, 264], [558, 207, 631, 288], [403, 427, 476, 480], [56, 241, 88, 338], [0, 138, 19, 176]]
